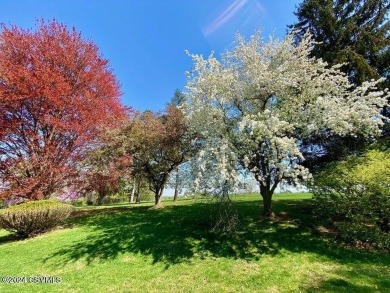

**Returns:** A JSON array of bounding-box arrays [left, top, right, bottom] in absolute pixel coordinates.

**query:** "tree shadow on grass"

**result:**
[[304, 269, 390, 293], [43, 198, 390, 273], [305, 278, 377, 293], [0, 233, 18, 244]]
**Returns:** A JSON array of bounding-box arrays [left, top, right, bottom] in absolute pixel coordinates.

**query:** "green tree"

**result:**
[[168, 89, 186, 107], [291, 0, 390, 87], [93, 106, 197, 207], [291, 0, 390, 168]]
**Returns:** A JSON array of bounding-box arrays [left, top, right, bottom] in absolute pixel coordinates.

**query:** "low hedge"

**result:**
[[0, 200, 74, 238]]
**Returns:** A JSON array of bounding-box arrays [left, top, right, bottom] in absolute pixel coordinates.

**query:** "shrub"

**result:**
[[312, 147, 390, 249], [101, 195, 122, 204], [0, 200, 74, 238]]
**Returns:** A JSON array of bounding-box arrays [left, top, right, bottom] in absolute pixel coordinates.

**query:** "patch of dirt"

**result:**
[[316, 225, 337, 235], [261, 212, 291, 223], [148, 204, 165, 210]]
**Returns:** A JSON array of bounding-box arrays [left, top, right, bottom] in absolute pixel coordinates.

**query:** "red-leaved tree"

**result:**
[[82, 154, 132, 205], [0, 20, 127, 201]]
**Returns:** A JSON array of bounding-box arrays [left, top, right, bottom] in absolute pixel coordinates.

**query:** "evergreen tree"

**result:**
[[291, 0, 389, 87], [168, 89, 186, 107], [291, 0, 390, 165]]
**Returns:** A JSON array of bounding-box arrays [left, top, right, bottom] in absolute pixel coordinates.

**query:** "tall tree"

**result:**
[[168, 89, 186, 107], [0, 20, 126, 201], [96, 106, 197, 207], [291, 0, 390, 166], [185, 31, 388, 217], [167, 162, 192, 201], [166, 90, 190, 202], [291, 0, 390, 87]]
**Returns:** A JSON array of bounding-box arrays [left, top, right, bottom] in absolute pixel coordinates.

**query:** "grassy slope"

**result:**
[[0, 193, 389, 293]]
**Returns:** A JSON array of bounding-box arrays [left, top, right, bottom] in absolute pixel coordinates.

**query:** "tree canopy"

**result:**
[[92, 105, 197, 206], [184, 31, 388, 217], [0, 20, 127, 201], [291, 0, 390, 87]]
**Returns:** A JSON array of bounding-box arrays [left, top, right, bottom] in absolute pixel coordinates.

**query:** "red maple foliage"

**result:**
[[82, 154, 132, 205], [0, 20, 127, 201]]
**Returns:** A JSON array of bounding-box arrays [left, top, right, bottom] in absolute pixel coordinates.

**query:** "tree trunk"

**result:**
[[97, 189, 105, 205], [173, 185, 179, 201], [154, 193, 162, 206], [135, 181, 141, 203], [154, 188, 163, 207], [173, 169, 180, 202], [129, 180, 136, 203], [260, 187, 274, 218]]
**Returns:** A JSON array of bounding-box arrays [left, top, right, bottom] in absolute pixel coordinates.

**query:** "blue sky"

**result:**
[[0, 0, 301, 111]]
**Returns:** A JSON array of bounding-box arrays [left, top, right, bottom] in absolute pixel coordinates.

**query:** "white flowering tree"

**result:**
[[184, 31, 388, 217]]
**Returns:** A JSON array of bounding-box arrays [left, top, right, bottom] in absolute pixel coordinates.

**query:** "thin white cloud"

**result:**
[[241, 1, 266, 28], [203, 0, 249, 36], [255, 1, 266, 14]]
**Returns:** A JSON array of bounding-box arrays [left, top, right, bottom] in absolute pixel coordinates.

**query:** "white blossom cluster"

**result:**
[[238, 111, 311, 187], [184, 31, 389, 194], [192, 137, 239, 192]]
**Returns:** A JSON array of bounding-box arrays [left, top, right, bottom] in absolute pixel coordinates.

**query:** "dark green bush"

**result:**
[[312, 148, 390, 249], [0, 200, 74, 238], [335, 222, 390, 249]]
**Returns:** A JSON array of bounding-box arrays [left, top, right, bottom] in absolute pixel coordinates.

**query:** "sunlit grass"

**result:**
[[0, 193, 389, 292]]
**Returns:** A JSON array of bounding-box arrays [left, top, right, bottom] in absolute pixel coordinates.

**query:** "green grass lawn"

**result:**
[[0, 193, 389, 292]]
